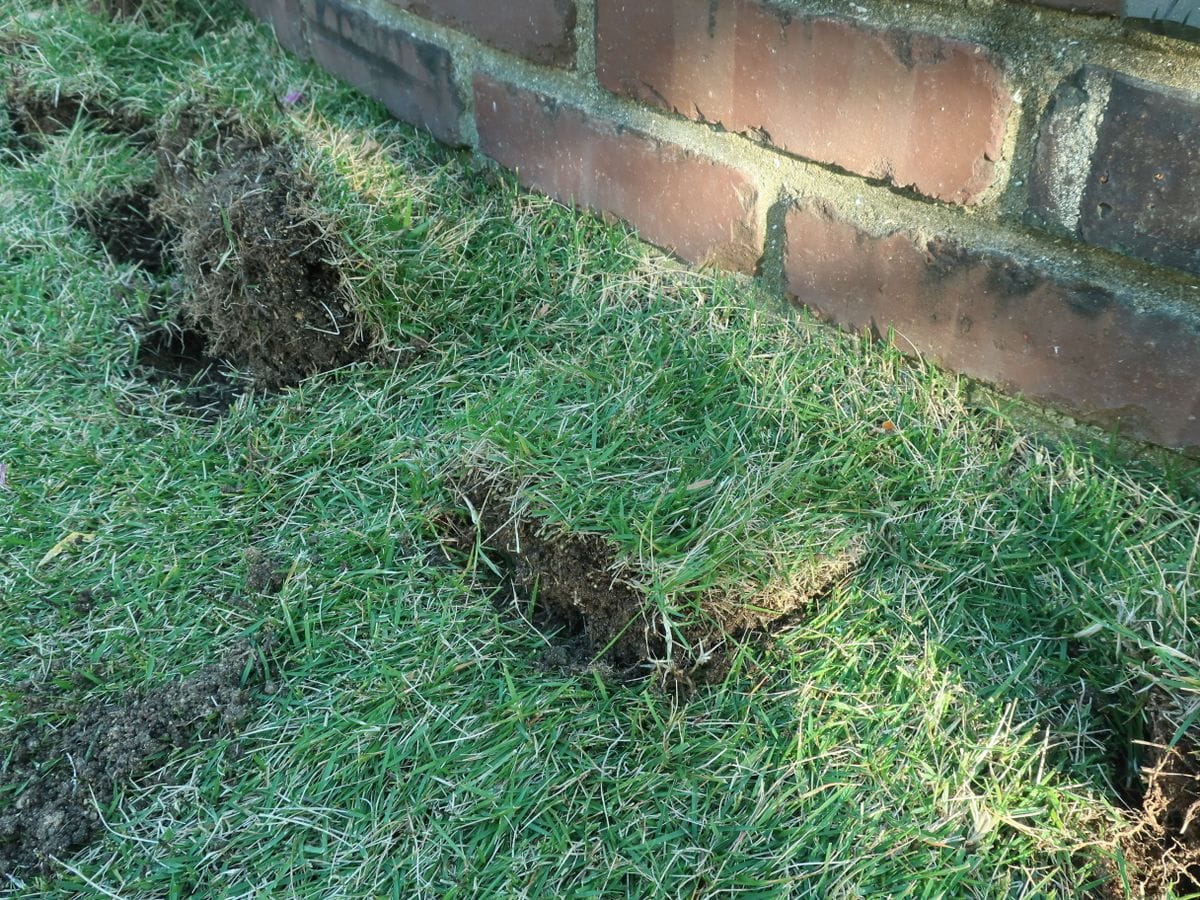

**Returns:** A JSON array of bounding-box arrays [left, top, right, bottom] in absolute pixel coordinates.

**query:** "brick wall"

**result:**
[[241, 0, 1200, 453]]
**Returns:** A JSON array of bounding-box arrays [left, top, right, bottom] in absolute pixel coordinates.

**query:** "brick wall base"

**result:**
[[241, 0, 1200, 453]]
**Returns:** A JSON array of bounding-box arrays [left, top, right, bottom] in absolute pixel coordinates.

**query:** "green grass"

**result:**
[[2, 1, 1199, 896]]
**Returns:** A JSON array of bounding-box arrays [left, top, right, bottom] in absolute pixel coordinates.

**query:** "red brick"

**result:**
[[389, 0, 576, 67], [784, 202, 1200, 450], [473, 75, 761, 270], [300, 0, 463, 144], [596, 0, 1010, 205], [241, 0, 308, 56]]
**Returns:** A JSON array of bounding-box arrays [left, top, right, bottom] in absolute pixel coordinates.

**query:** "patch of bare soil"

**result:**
[[132, 316, 242, 417], [1117, 694, 1200, 897], [78, 184, 177, 273], [244, 547, 286, 595], [2, 83, 148, 157], [66, 111, 372, 406], [161, 147, 372, 388], [0, 639, 272, 877], [444, 476, 859, 697]]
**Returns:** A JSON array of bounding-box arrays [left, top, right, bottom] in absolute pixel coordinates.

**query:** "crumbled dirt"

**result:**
[[77, 184, 178, 273], [1117, 694, 1200, 897], [245, 547, 286, 595], [65, 113, 372, 407], [71, 587, 113, 615], [444, 476, 859, 696], [0, 639, 272, 877], [160, 147, 373, 388]]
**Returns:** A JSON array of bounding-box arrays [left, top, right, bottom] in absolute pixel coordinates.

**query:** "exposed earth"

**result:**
[[444, 474, 861, 696], [0, 640, 273, 877]]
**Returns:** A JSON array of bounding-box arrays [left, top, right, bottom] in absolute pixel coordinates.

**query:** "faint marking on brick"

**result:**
[[596, 0, 1011, 204], [300, 0, 463, 144]]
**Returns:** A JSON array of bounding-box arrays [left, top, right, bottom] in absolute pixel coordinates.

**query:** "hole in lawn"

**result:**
[[159, 145, 375, 388], [77, 184, 178, 273], [442, 475, 860, 698], [89, 116, 377, 410], [92, 0, 239, 33], [1116, 694, 1200, 896], [2, 83, 149, 159], [132, 317, 242, 417], [0, 638, 274, 878]]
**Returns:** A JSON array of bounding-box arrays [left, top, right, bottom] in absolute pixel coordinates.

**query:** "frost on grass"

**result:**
[[445, 475, 861, 697], [0, 641, 271, 877]]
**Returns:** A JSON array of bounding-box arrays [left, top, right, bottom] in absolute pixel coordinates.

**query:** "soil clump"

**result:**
[[65, 110, 373, 400], [245, 547, 287, 595], [445, 475, 859, 696], [0, 640, 272, 877], [160, 146, 372, 388], [1117, 694, 1200, 896]]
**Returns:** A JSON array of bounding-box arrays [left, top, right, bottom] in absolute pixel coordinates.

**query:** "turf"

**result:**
[[1, 1, 1199, 896]]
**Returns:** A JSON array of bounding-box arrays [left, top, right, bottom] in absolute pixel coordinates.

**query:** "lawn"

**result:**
[[1, 1, 1198, 896]]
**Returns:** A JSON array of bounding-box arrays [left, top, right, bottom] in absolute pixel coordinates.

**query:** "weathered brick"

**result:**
[[241, 0, 308, 56], [300, 0, 463, 144], [1081, 75, 1200, 276], [473, 75, 762, 270], [1031, 69, 1200, 277], [784, 202, 1200, 450], [596, 0, 1010, 205], [1027, 67, 1108, 238], [389, 0, 576, 67]]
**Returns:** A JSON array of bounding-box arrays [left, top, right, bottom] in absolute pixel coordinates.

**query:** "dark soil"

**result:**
[[1118, 695, 1200, 897], [132, 316, 242, 417], [0, 640, 272, 877], [78, 185, 178, 273], [162, 147, 373, 388], [2, 83, 148, 157], [445, 476, 859, 696], [245, 547, 286, 595], [66, 113, 372, 405]]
